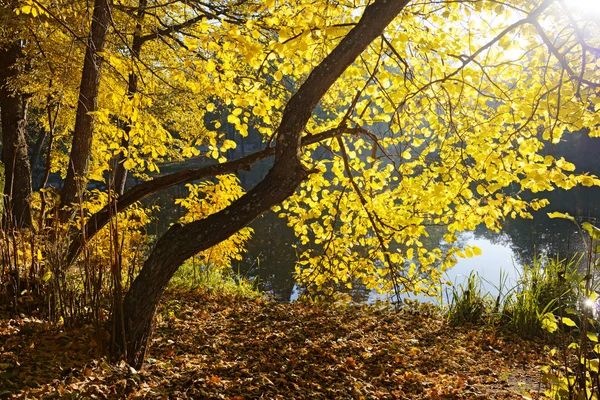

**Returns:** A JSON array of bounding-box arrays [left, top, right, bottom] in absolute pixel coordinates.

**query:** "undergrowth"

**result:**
[[169, 259, 261, 299], [447, 271, 490, 326], [446, 216, 600, 399], [445, 255, 579, 337]]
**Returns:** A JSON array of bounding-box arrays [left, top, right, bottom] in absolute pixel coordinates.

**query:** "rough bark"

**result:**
[[30, 127, 49, 190], [0, 41, 32, 228], [60, 0, 111, 221], [115, 0, 410, 368]]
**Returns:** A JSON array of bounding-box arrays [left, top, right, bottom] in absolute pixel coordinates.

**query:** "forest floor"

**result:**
[[1, 291, 552, 399]]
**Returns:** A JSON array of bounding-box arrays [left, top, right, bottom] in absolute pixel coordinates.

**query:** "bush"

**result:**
[[503, 256, 579, 338], [169, 260, 262, 299]]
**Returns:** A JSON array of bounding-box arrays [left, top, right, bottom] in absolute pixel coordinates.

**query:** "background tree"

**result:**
[[0, 4, 32, 227]]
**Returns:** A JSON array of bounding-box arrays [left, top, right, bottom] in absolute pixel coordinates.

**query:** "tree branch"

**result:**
[[67, 127, 370, 263]]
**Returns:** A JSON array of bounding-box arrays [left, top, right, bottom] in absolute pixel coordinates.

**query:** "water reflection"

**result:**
[[236, 188, 600, 303], [139, 183, 600, 303], [235, 212, 298, 302], [474, 187, 600, 267], [138, 134, 600, 303]]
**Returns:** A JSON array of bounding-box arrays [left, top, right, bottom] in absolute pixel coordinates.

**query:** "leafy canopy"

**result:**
[[8, 0, 600, 298]]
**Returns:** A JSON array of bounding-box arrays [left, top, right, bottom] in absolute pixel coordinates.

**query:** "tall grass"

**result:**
[[503, 256, 579, 338], [446, 255, 580, 337], [447, 271, 490, 326]]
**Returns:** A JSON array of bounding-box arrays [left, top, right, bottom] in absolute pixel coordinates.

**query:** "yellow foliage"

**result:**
[[3, 0, 600, 299], [175, 175, 253, 271]]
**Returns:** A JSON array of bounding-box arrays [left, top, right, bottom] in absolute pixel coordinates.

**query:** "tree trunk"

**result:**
[[60, 0, 111, 221], [30, 126, 49, 190], [112, 0, 146, 196], [114, 0, 410, 369], [0, 41, 32, 228], [67, 127, 357, 263], [119, 165, 307, 367]]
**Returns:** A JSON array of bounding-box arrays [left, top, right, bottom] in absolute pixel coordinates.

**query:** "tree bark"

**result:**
[[115, 0, 410, 368], [60, 0, 111, 221], [0, 41, 33, 228], [112, 0, 146, 196], [30, 125, 51, 190]]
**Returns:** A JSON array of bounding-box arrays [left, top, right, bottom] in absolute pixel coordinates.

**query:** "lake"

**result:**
[[144, 149, 600, 304], [234, 194, 598, 304]]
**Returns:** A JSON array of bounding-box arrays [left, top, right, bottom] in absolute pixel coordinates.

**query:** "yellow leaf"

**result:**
[[547, 212, 575, 221], [206, 61, 216, 73], [227, 115, 240, 125]]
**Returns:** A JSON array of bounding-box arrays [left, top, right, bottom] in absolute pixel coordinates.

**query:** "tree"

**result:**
[[115, 0, 413, 367], [58, 0, 112, 221], [0, 4, 32, 228], [2, 0, 600, 369]]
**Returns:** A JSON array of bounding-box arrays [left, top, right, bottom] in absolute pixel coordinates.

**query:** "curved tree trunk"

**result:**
[[114, 0, 410, 369], [67, 126, 363, 264], [60, 0, 111, 222], [0, 41, 32, 228], [119, 165, 308, 367]]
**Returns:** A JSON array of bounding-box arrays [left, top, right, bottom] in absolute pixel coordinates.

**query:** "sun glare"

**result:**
[[585, 298, 596, 309], [569, 0, 600, 18]]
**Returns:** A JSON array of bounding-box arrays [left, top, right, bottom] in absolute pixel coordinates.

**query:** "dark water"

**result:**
[[236, 186, 600, 303], [143, 182, 600, 303], [141, 138, 600, 303]]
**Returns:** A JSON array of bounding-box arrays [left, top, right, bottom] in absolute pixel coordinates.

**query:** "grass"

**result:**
[[447, 271, 490, 326], [446, 255, 580, 338], [502, 256, 578, 338], [168, 260, 262, 299]]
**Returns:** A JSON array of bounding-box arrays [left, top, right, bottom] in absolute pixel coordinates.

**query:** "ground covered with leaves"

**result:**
[[1, 291, 551, 399]]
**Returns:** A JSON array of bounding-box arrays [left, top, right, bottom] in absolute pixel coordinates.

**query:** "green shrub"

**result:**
[[169, 260, 262, 299], [540, 219, 600, 399], [502, 256, 578, 338]]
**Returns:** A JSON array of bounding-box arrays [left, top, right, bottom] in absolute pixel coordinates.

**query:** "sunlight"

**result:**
[[585, 298, 595, 309], [567, 0, 600, 17]]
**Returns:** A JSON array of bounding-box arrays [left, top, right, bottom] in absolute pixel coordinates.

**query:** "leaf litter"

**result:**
[[1, 291, 550, 399]]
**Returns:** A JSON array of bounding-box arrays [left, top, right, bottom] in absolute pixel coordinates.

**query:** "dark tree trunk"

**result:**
[[0, 41, 33, 228], [112, 0, 146, 196], [30, 126, 49, 190], [114, 0, 410, 369], [119, 165, 308, 367], [60, 0, 111, 221]]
